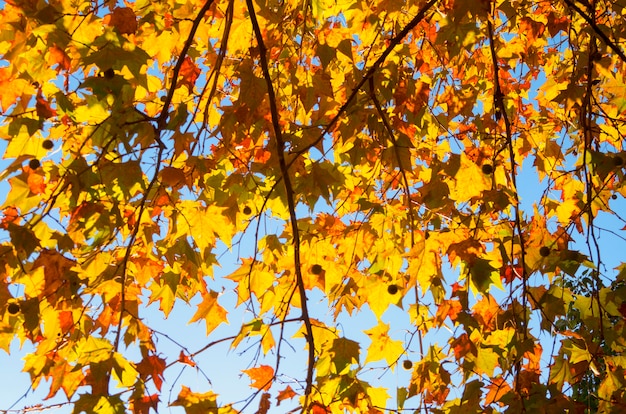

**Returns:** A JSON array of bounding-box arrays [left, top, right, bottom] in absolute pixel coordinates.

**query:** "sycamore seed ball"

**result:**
[[402, 360, 413, 370], [7, 303, 20, 315], [42, 139, 54, 150], [29, 159, 41, 169], [539, 246, 550, 257], [311, 264, 323, 275], [481, 164, 494, 175], [242, 206, 252, 215], [387, 285, 399, 295]]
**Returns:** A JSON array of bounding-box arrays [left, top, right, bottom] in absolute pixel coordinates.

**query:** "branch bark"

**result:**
[[245, 0, 316, 403]]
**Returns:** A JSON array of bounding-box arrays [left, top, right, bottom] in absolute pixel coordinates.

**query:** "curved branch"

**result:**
[[245, 0, 316, 403], [562, 0, 626, 63], [156, 0, 216, 130], [293, 0, 439, 159]]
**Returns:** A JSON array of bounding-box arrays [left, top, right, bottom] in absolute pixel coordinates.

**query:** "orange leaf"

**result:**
[[0, 67, 28, 111], [242, 365, 274, 391], [27, 171, 46, 195], [59, 311, 74, 333], [472, 294, 502, 331], [178, 351, 196, 367], [310, 402, 331, 414], [484, 377, 511, 405], [276, 385, 297, 405], [1, 207, 20, 228], [48, 45, 71, 72]]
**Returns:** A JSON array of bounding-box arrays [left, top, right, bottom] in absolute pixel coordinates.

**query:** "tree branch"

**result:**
[[156, 0, 215, 130], [486, 18, 528, 402], [245, 0, 316, 403], [562, 0, 626, 63], [293, 0, 439, 160]]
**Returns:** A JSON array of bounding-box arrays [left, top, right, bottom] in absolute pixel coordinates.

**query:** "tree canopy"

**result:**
[[1, 0, 626, 412]]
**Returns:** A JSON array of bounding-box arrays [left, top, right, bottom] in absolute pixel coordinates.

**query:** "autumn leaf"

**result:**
[[2, 0, 626, 411], [364, 322, 404, 368], [178, 57, 200, 91], [47, 44, 71, 73], [106, 7, 138, 35], [276, 386, 296, 405], [256, 393, 270, 414], [178, 351, 196, 367], [242, 365, 274, 391], [484, 377, 511, 406], [136, 355, 166, 392], [131, 393, 160, 414], [36, 92, 56, 119], [0, 67, 29, 111]]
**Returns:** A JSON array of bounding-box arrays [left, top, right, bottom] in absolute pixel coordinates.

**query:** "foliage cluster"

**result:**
[[1, 0, 626, 412]]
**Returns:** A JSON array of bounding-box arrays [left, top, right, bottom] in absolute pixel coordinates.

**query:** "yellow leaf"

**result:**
[[112, 352, 139, 388], [188, 290, 228, 335], [363, 321, 404, 368], [448, 153, 491, 202]]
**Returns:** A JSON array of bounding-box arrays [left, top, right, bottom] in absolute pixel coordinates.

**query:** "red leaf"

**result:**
[[276, 385, 297, 405], [178, 57, 200, 90], [36, 92, 57, 119], [131, 393, 160, 414], [500, 265, 523, 283], [136, 355, 166, 392], [310, 402, 331, 414], [178, 350, 196, 367]]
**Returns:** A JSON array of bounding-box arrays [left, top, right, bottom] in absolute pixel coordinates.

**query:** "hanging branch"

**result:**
[[486, 18, 529, 400], [245, 0, 317, 404]]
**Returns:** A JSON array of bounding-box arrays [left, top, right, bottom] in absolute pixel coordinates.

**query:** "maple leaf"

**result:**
[[47, 44, 71, 73], [276, 386, 297, 405], [0, 67, 29, 111], [178, 351, 196, 367], [256, 393, 270, 414], [131, 394, 160, 414], [178, 57, 200, 91], [242, 365, 274, 391], [484, 377, 511, 406], [170, 387, 223, 414], [3, 0, 626, 411], [105, 7, 138, 35], [136, 355, 166, 392], [364, 322, 404, 368], [188, 289, 228, 335]]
